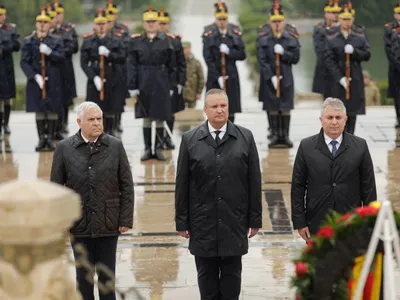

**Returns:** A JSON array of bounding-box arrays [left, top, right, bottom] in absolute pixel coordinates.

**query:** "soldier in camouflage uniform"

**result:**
[[385, 2, 400, 128], [182, 41, 204, 109], [0, 4, 20, 139]]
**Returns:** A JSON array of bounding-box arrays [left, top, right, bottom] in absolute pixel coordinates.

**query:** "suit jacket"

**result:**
[[291, 129, 377, 234], [175, 120, 262, 257]]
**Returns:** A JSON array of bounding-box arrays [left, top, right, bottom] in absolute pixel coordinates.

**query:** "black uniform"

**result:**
[[324, 29, 370, 134], [80, 31, 126, 134], [0, 22, 20, 136], [385, 21, 400, 127], [20, 31, 65, 150], [256, 24, 300, 148], [202, 23, 246, 123]]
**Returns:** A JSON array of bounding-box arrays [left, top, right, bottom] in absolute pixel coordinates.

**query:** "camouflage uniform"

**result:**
[[183, 53, 204, 108]]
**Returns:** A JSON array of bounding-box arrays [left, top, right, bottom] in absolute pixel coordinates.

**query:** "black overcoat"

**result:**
[[312, 21, 330, 95], [291, 129, 377, 234], [384, 21, 400, 99], [175, 121, 262, 257]]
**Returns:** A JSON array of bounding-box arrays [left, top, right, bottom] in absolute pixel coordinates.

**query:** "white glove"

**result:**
[[170, 90, 174, 96], [177, 84, 183, 95], [98, 45, 110, 57], [93, 76, 103, 92], [339, 77, 352, 89], [34, 74, 44, 89], [39, 43, 52, 56], [129, 89, 140, 97], [218, 76, 229, 89], [274, 44, 284, 55], [271, 75, 283, 90], [344, 44, 354, 54], [219, 43, 230, 55]]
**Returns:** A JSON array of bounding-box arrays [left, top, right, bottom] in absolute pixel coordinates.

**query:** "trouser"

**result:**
[[71, 236, 118, 300], [143, 118, 164, 149], [345, 115, 357, 135], [103, 113, 115, 135], [395, 89, 400, 118], [195, 256, 242, 300]]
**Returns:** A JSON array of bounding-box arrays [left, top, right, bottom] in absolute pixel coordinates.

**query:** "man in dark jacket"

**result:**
[[324, 4, 370, 135], [50, 101, 134, 300], [256, 1, 300, 148], [0, 4, 20, 138], [291, 98, 376, 239], [175, 89, 262, 300], [202, 1, 246, 124]]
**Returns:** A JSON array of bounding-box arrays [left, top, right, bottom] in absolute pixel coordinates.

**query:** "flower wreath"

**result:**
[[291, 201, 400, 300]]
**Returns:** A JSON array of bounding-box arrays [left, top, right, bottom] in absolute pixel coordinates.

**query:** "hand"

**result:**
[[217, 76, 229, 89], [39, 43, 52, 56], [248, 228, 259, 238], [298, 227, 311, 241], [93, 76, 103, 92], [196, 93, 201, 100], [219, 43, 230, 55], [344, 44, 354, 54], [178, 230, 190, 238], [274, 44, 284, 55], [119, 226, 129, 233], [271, 75, 283, 90], [129, 89, 140, 97], [34, 74, 44, 89], [98, 45, 110, 57], [339, 76, 351, 89], [177, 84, 183, 95], [170, 90, 174, 96]]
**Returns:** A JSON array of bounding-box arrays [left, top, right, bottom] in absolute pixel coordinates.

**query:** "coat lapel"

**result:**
[[314, 129, 350, 160], [218, 120, 237, 147], [197, 120, 238, 149], [333, 133, 350, 159]]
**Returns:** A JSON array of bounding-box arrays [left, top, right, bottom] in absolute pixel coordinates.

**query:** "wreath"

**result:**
[[291, 201, 400, 300]]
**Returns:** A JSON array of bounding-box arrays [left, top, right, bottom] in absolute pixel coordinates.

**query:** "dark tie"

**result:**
[[330, 140, 338, 156], [215, 130, 221, 146]]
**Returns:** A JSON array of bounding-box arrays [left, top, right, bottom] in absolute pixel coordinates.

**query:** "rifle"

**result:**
[[344, 31, 350, 100], [276, 53, 281, 98], [41, 48, 46, 99], [221, 32, 227, 92], [100, 54, 105, 101]]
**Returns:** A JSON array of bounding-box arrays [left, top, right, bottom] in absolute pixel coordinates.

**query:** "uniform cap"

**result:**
[[53, 0, 64, 13], [182, 41, 191, 48], [143, 6, 158, 21], [395, 0, 400, 13], [270, 0, 284, 22], [106, 0, 118, 14], [324, 0, 333, 12], [36, 7, 51, 22], [46, 3, 57, 19], [94, 8, 108, 24], [158, 8, 170, 23], [339, 4, 353, 19], [330, 0, 342, 13], [0, 5, 7, 15], [214, 1, 228, 19]]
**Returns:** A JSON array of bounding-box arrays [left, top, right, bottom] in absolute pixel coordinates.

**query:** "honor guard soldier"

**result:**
[[0, 4, 20, 139], [386, 1, 400, 128], [80, 9, 126, 136], [202, 0, 246, 124], [127, 7, 175, 161], [256, 0, 300, 148], [105, 0, 130, 133], [158, 8, 186, 150], [54, 0, 79, 134], [20, 8, 65, 152], [324, 4, 370, 135]]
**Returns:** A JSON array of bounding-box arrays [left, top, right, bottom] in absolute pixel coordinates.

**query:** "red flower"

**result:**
[[316, 225, 334, 239], [304, 240, 315, 253], [355, 206, 379, 218], [306, 240, 315, 246], [342, 213, 353, 221], [295, 262, 308, 277]]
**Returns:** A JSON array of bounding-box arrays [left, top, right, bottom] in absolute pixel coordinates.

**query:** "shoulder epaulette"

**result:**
[[392, 27, 400, 32], [117, 28, 125, 33], [230, 23, 241, 30], [385, 22, 393, 28], [176, 34, 182, 39], [131, 33, 141, 39], [7, 23, 16, 28], [289, 32, 299, 39], [259, 23, 267, 29], [61, 26, 70, 32], [67, 23, 76, 28], [232, 29, 242, 36], [24, 31, 35, 38], [119, 22, 128, 27], [203, 30, 213, 37], [83, 31, 95, 38], [166, 32, 176, 38], [114, 32, 122, 37]]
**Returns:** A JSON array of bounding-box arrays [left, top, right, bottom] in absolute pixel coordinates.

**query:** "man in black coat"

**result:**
[[324, 4, 370, 135], [256, 2, 300, 148], [202, 1, 246, 124], [175, 89, 262, 300], [291, 98, 377, 239], [0, 4, 20, 138], [50, 101, 134, 300]]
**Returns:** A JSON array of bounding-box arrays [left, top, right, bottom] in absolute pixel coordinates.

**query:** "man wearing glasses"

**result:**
[[202, 1, 246, 124]]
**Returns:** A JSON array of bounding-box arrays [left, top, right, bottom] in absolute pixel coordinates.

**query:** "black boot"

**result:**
[[268, 114, 281, 148], [115, 113, 123, 133], [53, 117, 64, 141], [3, 104, 11, 135], [345, 116, 356, 134], [281, 115, 293, 148], [267, 111, 273, 139], [396, 117, 400, 129], [62, 107, 69, 133], [228, 115, 235, 123], [46, 120, 56, 151], [155, 128, 167, 161], [108, 116, 116, 136], [141, 127, 153, 161], [0, 112, 3, 141], [164, 119, 175, 150], [35, 120, 47, 152]]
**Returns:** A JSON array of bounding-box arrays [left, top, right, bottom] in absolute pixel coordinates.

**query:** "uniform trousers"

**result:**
[[195, 255, 242, 300]]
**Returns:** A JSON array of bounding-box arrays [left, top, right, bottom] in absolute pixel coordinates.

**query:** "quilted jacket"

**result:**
[[50, 131, 134, 238]]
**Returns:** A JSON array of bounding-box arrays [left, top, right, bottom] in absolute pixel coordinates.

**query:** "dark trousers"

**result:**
[[195, 256, 242, 300], [71, 236, 118, 300]]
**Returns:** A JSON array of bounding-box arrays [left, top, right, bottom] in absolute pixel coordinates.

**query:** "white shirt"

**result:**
[[324, 133, 343, 153], [208, 122, 227, 140], [81, 132, 98, 144]]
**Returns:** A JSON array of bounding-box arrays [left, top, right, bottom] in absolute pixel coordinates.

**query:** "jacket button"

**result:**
[[217, 176, 221, 180], [89, 166, 92, 169], [218, 197, 222, 202], [92, 212, 95, 214], [216, 154, 220, 159], [333, 183, 336, 187], [218, 218, 222, 223]]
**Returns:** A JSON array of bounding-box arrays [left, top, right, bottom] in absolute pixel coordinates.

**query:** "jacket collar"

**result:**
[[72, 130, 110, 148], [315, 128, 349, 160], [197, 120, 237, 149]]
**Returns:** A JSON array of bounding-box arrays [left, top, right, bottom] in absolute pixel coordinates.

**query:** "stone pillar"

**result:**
[[0, 179, 82, 300]]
